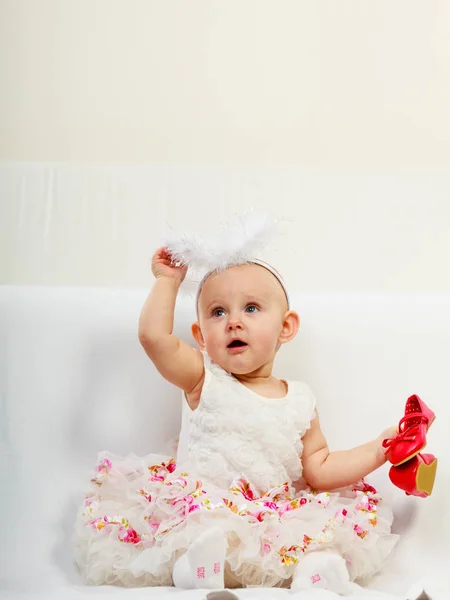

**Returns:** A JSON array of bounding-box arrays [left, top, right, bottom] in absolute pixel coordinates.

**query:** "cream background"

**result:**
[[1, 1, 450, 289]]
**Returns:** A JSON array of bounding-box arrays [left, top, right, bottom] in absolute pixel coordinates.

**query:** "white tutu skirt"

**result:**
[[74, 452, 398, 588]]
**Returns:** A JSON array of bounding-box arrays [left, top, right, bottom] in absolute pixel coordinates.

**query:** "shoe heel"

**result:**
[[416, 455, 438, 496]]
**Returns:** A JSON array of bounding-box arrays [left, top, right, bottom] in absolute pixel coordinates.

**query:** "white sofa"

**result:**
[[1, 286, 449, 600]]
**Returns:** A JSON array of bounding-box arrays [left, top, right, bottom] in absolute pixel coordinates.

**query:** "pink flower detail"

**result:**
[[213, 562, 221, 574], [121, 528, 141, 544], [261, 542, 271, 555], [360, 480, 377, 494], [311, 574, 321, 584], [197, 567, 205, 579], [145, 519, 160, 534], [148, 460, 177, 483], [90, 516, 109, 531], [300, 498, 307, 505], [277, 503, 291, 517], [173, 494, 194, 508], [96, 458, 112, 473], [353, 524, 368, 538], [138, 489, 152, 502]]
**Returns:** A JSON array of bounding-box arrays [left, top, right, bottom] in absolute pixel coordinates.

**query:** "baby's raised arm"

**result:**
[[138, 247, 204, 393]]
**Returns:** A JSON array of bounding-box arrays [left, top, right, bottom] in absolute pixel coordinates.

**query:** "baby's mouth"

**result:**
[[227, 340, 248, 349]]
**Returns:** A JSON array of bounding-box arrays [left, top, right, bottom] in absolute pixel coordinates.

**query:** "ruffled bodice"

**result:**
[[178, 352, 316, 494]]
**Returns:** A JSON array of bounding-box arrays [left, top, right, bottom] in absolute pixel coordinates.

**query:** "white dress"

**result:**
[[74, 352, 398, 588]]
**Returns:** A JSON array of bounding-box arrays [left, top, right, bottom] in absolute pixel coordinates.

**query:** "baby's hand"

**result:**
[[379, 425, 398, 441], [376, 425, 398, 462], [151, 247, 188, 282]]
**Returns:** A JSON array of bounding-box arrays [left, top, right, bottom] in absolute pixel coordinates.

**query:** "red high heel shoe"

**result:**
[[382, 395, 435, 466], [404, 394, 435, 429], [389, 453, 437, 498]]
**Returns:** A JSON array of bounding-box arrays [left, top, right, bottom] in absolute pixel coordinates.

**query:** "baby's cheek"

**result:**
[[259, 328, 280, 351], [205, 332, 223, 355], [208, 329, 222, 346]]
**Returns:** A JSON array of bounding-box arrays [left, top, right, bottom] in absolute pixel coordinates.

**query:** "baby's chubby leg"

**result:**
[[173, 527, 227, 589], [290, 549, 350, 595]]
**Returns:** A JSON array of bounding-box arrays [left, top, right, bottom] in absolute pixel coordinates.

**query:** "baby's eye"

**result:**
[[212, 308, 225, 317], [245, 305, 259, 313]]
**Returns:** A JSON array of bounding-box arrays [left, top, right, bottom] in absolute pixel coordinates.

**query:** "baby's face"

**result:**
[[195, 264, 289, 374]]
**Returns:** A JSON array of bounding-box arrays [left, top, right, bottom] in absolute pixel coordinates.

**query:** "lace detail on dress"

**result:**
[[185, 352, 316, 494]]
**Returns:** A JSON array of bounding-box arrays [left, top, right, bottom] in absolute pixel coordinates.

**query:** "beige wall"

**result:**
[[2, 0, 450, 165], [1, 1, 450, 290]]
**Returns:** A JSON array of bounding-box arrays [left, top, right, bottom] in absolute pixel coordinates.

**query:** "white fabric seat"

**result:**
[[1, 286, 449, 599]]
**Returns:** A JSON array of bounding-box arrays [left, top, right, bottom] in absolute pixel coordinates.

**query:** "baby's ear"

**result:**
[[279, 310, 300, 345], [191, 322, 206, 349]]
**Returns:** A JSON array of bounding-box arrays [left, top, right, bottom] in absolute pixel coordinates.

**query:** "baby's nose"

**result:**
[[227, 318, 243, 331]]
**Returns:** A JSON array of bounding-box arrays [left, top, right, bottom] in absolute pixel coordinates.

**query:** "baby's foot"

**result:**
[[290, 550, 350, 595], [172, 553, 193, 588], [187, 527, 227, 589]]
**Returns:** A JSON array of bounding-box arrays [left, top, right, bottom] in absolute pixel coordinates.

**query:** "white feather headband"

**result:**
[[164, 211, 290, 309]]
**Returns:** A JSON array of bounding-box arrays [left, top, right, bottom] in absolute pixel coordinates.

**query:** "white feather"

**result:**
[[164, 210, 278, 275]]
